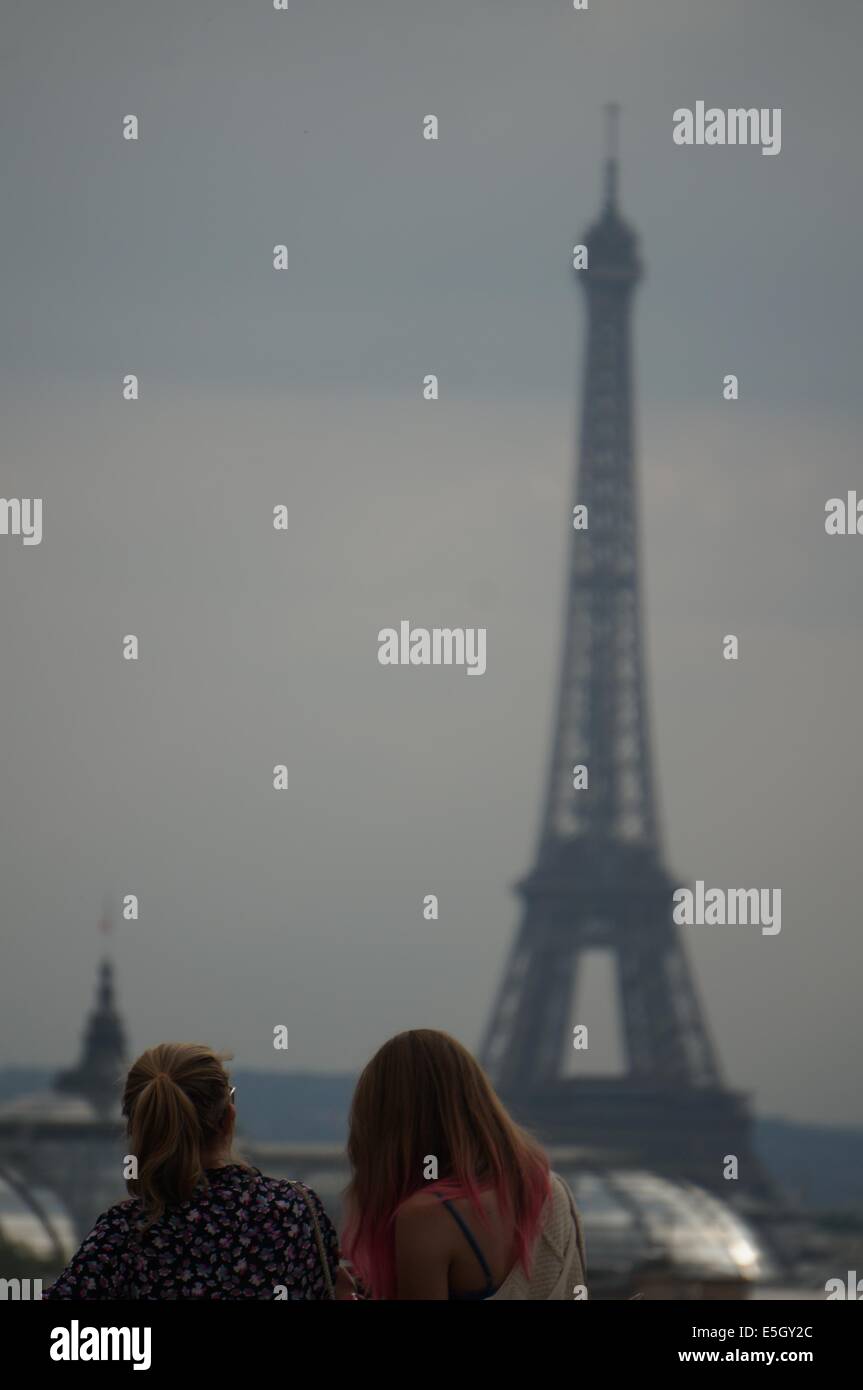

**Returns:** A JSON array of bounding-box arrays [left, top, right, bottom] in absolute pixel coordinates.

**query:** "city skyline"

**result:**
[[1, 0, 862, 1133]]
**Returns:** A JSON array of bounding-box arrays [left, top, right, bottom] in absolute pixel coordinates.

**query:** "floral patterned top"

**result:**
[[43, 1165, 339, 1300]]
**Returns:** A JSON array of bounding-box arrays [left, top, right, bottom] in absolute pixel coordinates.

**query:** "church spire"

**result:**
[[55, 910, 127, 1118]]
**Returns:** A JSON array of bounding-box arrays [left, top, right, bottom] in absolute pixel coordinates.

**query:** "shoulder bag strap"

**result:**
[[287, 1181, 336, 1300]]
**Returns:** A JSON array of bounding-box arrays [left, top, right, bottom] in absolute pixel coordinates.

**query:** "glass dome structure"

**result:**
[[560, 1166, 774, 1287]]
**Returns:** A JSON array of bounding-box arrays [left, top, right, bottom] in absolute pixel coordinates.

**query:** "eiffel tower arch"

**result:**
[[481, 109, 773, 1201]]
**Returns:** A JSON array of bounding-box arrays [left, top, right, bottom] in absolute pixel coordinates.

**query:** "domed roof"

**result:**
[[0, 950, 127, 1131], [560, 1166, 774, 1282], [0, 1090, 106, 1125]]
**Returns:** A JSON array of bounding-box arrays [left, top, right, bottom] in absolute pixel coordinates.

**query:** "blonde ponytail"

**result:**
[[122, 1043, 236, 1226]]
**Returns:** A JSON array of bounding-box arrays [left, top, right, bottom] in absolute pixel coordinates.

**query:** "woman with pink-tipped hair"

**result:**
[[341, 1029, 587, 1300]]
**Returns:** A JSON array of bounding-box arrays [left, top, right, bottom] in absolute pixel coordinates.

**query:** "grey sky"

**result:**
[[1, 0, 861, 1127]]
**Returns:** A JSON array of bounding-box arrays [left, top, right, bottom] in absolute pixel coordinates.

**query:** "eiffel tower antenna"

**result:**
[[604, 100, 620, 208]]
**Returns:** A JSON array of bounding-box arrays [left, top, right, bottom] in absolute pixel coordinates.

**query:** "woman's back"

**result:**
[[44, 1165, 338, 1301], [396, 1184, 518, 1299], [487, 1173, 586, 1300], [344, 1030, 586, 1299], [397, 1171, 585, 1301]]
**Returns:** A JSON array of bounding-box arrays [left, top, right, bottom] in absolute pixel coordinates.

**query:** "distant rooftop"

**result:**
[[54, 955, 126, 1120]]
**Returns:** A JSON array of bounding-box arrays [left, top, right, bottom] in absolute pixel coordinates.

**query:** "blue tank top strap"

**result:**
[[432, 1192, 496, 1297]]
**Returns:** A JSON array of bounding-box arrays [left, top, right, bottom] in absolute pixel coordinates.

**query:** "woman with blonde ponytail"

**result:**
[[44, 1043, 340, 1300]]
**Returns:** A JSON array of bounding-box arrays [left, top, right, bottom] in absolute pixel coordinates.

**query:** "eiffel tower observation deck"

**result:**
[[480, 109, 775, 1204]]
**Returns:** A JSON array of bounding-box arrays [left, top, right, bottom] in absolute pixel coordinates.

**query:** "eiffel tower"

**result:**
[[481, 109, 773, 1200]]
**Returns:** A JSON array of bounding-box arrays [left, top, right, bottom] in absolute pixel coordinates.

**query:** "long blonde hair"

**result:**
[[122, 1042, 238, 1226]]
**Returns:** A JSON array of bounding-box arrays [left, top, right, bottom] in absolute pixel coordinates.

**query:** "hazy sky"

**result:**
[[1, 0, 861, 1128]]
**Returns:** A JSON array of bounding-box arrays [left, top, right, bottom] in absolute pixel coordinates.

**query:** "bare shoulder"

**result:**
[[395, 1191, 452, 1249], [394, 1192, 453, 1298], [396, 1189, 448, 1221]]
